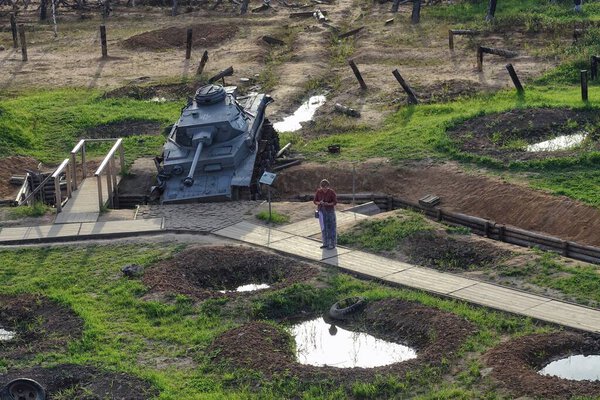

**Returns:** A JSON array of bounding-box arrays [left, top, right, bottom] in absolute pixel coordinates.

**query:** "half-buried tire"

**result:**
[[328, 296, 366, 320]]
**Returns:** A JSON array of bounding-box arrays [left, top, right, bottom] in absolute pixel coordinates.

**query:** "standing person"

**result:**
[[313, 179, 337, 249]]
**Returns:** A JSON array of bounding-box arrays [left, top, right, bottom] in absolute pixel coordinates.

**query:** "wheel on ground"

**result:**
[[328, 296, 366, 320], [4, 378, 46, 400]]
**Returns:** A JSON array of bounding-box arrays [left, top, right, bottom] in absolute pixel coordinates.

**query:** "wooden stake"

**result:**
[[240, 0, 249, 14], [338, 26, 364, 39], [18, 24, 27, 62], [208, 66, 234, 83], [185, 28, 193, 60], [581, 69, 588, 102], [591, 56, 598, 80], [448, 29, 454, 50], [196, 50, 209, 75], [411, 0, 421, 24], [392, 68, 418, 105], [505, 63, 524, 93], [477, 46, 483, 71], [262, 36, 285, 46], [486, 0, 497, 21], [40, 0, 48, 21], [391, 0, 401, 13], [10, 13, 18, 49], [100, 25, 108, 59], [348, 59, 367, 90]]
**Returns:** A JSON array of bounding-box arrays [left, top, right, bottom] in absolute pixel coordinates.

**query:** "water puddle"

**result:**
[[273, 95, 326, 132], [539, 354, 600, 381], [219, 283, 270, 293], [290, 317, 417, 368], [526, 132, 587, 152], [0, 328, 16, 341]]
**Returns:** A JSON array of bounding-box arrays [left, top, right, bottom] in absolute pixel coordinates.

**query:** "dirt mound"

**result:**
[[103, 82, 198, 100], [211, 298, 476, 384], [83, 120, 162, 139], [0, 294, 83, 359], [485, 331, 600, 399], [143, 245, 318, 300], [404, 231, 511, 271], [275, 161, 600, 247], [0, 156, 42, 200], [0, 364, 158, 399], [447, 108, 600, 163], [121, 24, 239, 51]]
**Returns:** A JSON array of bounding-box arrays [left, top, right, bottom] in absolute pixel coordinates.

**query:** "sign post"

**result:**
[[259, 171, 277, 224]]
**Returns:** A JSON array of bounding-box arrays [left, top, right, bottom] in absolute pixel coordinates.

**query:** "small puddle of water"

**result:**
[[526, 132, 587, 152], [273, 95, 326, 132], [219, 283, 270, 293], [290, 317, 417, 368], [0, 328, 15, 341], [539, 354, 600, 381]]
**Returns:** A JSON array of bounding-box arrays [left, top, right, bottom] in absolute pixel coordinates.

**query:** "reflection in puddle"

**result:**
[[219, 283, 270, 293], [0, 328, 15, 341], [291, 317, 417, 368], [527, 132, 587, 152], [273, 95, 326, 132], [539, 354, 600, 381]]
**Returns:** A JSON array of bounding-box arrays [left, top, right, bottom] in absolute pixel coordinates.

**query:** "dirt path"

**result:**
[[276, 161, 600, 247]]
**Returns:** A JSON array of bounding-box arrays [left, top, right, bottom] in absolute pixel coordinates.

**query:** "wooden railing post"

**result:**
[[54, 175, 62, 212], [97, 175, 103, 211], [106, 162, 113, 208], [70, 152, 78, 191], [119, 141, 125, 172], [82, 143, 87, 177]]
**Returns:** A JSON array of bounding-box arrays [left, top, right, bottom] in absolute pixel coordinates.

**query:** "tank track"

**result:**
[[232, 119, 280, 200]]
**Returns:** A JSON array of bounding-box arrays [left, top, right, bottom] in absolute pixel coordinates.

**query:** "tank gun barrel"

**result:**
[[183, 142, 204, 187]]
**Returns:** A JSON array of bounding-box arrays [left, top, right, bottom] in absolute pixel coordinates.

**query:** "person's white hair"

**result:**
[[320, 179, 330, 187]]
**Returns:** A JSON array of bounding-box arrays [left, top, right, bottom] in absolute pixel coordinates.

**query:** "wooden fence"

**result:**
[[299, 192, 600, 264]]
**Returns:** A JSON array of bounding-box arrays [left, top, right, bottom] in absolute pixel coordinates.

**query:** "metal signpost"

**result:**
[[259, 171, 277, 223]]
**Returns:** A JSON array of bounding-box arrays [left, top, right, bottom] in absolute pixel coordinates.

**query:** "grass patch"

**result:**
[[6, 202, 53, 219], [255, 210, 290, 224], [338, 210, 433, 252]]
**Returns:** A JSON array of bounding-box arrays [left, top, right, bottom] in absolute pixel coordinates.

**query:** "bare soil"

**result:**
[[121, 23, 239, 51], [142, 245, 319, 300], [0, 364, 158, 400], [485, 331, 600, 400], [0, 156, 43, 199], [210, 298, 476, 385], [448, 108, 600, 163], [0, 294, 83, 359]]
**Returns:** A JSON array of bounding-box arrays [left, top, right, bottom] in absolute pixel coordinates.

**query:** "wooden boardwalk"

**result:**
[[54, 177, 116, 224], [215, 217, 600, 334]]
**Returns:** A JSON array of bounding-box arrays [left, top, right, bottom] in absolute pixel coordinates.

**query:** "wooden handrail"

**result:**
[[94, 139, 123, 176], [94, 138, 124, 210]]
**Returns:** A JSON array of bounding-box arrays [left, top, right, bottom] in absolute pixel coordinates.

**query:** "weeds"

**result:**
[[255, 210, 290, 224]]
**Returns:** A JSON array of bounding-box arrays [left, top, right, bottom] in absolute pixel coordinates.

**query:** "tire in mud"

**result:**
[[328, 297, 366, 320]]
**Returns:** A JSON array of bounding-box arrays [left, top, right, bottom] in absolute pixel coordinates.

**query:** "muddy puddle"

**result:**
[[539, 354, 600, 381], [0, 328, 15, 341], [273, 95, 326, 132], [290, 317, 417, 368], [527, 132, 587, 152], [219, 283, 270, 293]]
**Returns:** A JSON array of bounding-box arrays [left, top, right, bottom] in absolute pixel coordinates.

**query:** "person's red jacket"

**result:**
[[314, 188, 337, 211]]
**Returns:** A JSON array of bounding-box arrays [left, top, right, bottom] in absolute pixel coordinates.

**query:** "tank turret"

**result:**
[[154, 84, 278, 203]]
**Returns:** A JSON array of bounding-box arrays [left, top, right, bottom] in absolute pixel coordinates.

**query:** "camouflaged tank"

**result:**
[[154, 84, 279, 203]]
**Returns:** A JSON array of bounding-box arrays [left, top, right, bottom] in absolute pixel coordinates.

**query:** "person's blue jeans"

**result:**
[[321, 209, 337, 248]]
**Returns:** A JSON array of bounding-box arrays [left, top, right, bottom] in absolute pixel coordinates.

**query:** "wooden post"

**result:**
[[338, 26, 364, 40], [411, 0, 421, 24], [348, 59, 367, 90], [18, 25, 27, 62], [391, 0, 401, 13], [96, 175, 103, 211], [448, 30, 454, 50], [392, 69, 418, 105], [100, 25, 108, 59], [196, 50, 209, 75], [172, 0, 178, 15], [240, 0, 249, 14], [40, 0, 48, 21], [486, 0, 497, 21], [70, 152, 78, 191], [54, 174, 62, 212], [477, 46, 483, 71], [591, 56, 598, 80], [185, 28, 193, 60], [581, 69, 588, 102], [505, 63, 524, 93], [10, 13, 18, 49]]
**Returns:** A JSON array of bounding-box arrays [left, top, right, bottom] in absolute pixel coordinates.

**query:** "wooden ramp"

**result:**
[[54, 177, 117, 224], [214, 219, 600, 334]]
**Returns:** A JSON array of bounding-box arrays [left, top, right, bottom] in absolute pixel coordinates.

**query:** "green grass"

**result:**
[[255, 210, 290, 224], [6, 202, 53, 219], [0, 243, 551, 399]]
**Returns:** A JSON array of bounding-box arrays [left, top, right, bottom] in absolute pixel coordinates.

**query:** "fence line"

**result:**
[[299, 192, 600, 264]]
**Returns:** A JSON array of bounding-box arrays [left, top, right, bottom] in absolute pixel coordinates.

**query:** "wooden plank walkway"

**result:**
[[214, 219, 600, 334], [278, 211, 368, 237], [54, 177, 117, 224]]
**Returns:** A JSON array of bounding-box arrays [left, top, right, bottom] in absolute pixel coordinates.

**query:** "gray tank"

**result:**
[[154, 84, 279, 203]]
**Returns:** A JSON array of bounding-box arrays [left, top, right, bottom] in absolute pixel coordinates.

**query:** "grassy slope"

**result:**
[[0, 244, 550, 399]]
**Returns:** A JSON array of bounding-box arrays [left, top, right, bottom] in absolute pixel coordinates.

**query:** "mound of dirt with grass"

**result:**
[[404, 231, 512, 271], [211, 298, 476, 384], [121, 24, 239, 51], [103, 82, 198, 100], [447, 108, 600, 163], [83, 120, 162, 139], [0, 364, 158, 399], [485, 331, 600, 399], [143, 245, 318, 300], [0, 156, 42, 200], [0, 294, 83, 359]]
